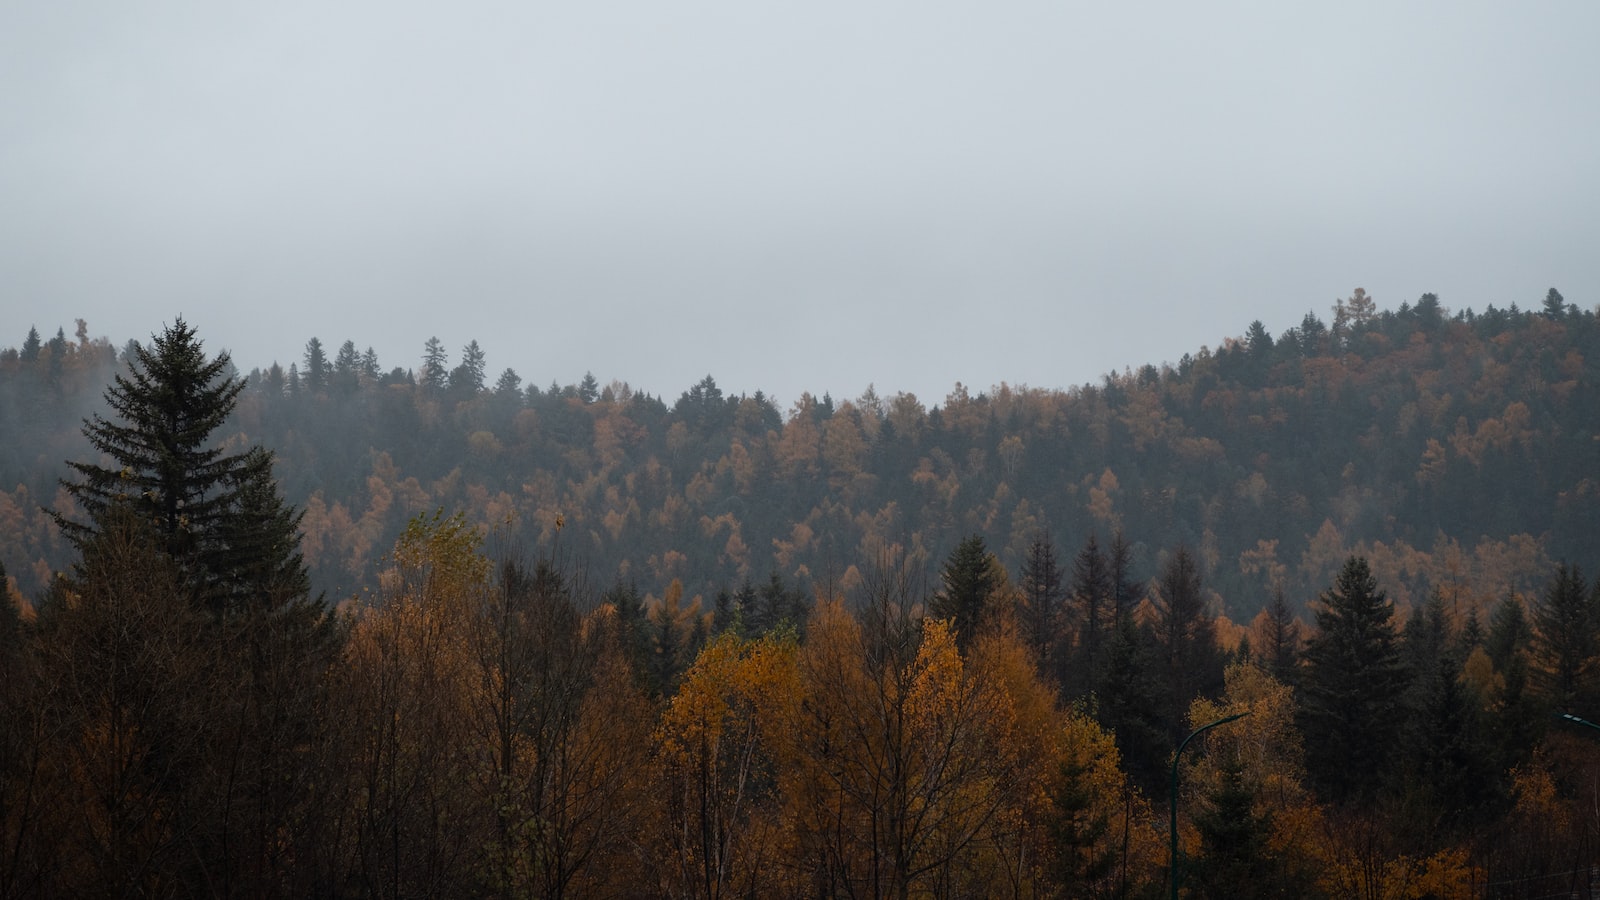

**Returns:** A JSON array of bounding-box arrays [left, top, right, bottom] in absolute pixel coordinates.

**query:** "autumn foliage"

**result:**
[[3, 293, 1600, 895]]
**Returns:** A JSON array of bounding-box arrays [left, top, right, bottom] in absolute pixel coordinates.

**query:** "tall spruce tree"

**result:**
[[1018, 532, 1064, 672], [54, 319, 312, 617], [1297, 556, 1407, 805], [1531, 563, 1597, 707], [1070, 533, 1113, 695], [56, 320, 248, 557], [931, 534, 998, 650], [1153, 546, 1223, 738]]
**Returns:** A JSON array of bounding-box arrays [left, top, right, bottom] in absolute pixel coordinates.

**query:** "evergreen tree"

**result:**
[[20, 327, 40, 363], [930, 534, 997, 650], [55, 320, 249, 565], [1395, 633, 1496, 845], [1108, 530, 1135, 618], [301, 337, 328, 394], [603, 578, 651, 682], [1531, 563, 1597, 707], [1153, 546, 1224, 738], [53, 319, 313, 618], [1485, 593, 1532, 673], [1017, 531, 1063, 671], [1187, 754, 1275, 900], [208, 447, 315, 618], [1044, 731, 1117, 893], [449, 339, 487, 398], [1258, 587, 1300, 683], [0, 558, 19, 663], [732, 579, 759, 634], [1095, 613, 1168, 792], [1070, 533, 1113, 695], [712, 586, 737, 635], [419, 336, 448, 392], [1297, 556, 1407, 805], [331, 340, 360, 396]]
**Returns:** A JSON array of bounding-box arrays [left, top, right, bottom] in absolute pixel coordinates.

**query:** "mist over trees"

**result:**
[[2, 290, 1600, 895]]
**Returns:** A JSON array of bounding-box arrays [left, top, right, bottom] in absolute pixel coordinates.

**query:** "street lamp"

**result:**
[[1556, 712, 1600, 734], [1170, 711, 1249, 900]]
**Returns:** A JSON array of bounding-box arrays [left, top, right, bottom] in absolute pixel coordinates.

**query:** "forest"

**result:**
[[0, 288, 1598, 897]]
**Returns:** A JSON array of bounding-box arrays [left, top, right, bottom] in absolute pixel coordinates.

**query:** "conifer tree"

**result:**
[[1531, 563, 1597, 707], [55, 319, 248, 565], [1018, 532, 1064, 672], [931, 534, 998, 650], [1188, 754, 1275, 899], [1153, 546, 1223, 738], [1070, 533, 1113, 694], [1258, 587, 1300, 683], [1297, 556, 1406, 805], [53, 319, 313, 617]]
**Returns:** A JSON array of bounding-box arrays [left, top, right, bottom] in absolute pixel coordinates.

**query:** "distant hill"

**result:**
[[4, 289, 1596, 622]]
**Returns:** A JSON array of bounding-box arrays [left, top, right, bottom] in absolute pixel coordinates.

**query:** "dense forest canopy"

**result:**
[[5, 289, 1594, 625], [4, 291, 1600, 897]]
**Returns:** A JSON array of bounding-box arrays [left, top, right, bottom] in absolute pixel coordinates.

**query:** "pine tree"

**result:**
[[53, 319, 313, 618], [1153, 546, 1223, 739], [331, 340, 360, 396], [301, 337, 328, 394], [419, 337, 448, 392], [1108, 530, 1135, 618], [1070, 533, 1113, 694], [1096, 613, 1168, 792], [207, 447, 314, 617], [1297, 556, 1407, 805], [1531, 563, 1597, 707], [1188, 754, 1274, 900], [0, 558, 19, 662], [1258, 587, 1300, 683], [1018, 532, 1064, 673], [930, 534, 997, 650], [1485, 593, 1532, 673], [20, 326, 41, 363], [55, 319, 248, 565]]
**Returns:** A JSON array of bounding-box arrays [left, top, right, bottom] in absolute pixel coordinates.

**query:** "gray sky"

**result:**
[[5, 1, 1597, 408]]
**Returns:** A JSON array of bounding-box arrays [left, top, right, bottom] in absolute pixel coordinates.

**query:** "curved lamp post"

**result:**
[[1556, 712, 1600, 734], [1169, 711, 1249, 900]]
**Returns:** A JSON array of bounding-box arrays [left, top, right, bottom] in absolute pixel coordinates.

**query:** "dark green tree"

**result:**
[[1095, 613, 1168, 793], [1297, 556, 1407, 805], [1043, 735, 1116, 894], [19, 327, 40, 363], [331, 339, 361, 396], [1017, 531, 1064, 673], [1108, 530, 1135, 619], [1070, 533, 1113, 696], [1543, 287, 1568, 319], [1394, 632, 1496, 846], [1485, 593, 1532, 674], [1531, 563, 1597, 707], [1153, 546, 1224, 738], [449, 339, 487, 398], [1187, 754, 1276, 900], [301, 337, 328, 394], [419, 336, 448, 392], [208, 447, 315, 617], [1257, 587, 1300, 683], [54, 320, 317, 619], [930, 534, 997, 650], [54, 319, 249, 565]]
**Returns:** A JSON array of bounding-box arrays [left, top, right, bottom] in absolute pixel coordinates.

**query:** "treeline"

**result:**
[[3, 318, 1600, 896], [3, 289, 1596, 631]]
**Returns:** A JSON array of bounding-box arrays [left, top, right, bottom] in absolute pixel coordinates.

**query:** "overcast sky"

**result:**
[[4, 1, 1597, 408]]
